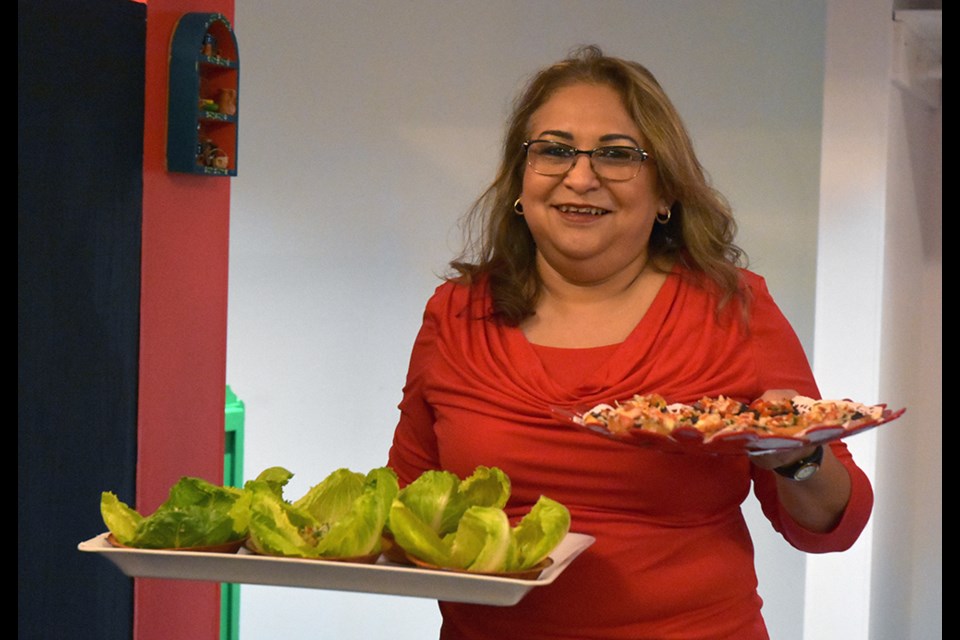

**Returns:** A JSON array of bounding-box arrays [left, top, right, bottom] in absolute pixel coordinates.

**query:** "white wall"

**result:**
[[227, 2, 830, 638], [872, 86, 941, 640], [874, 10, 941, 640], [811, 2, 941, 639]]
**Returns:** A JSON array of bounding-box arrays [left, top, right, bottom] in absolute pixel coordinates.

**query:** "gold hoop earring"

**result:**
[[656, 207, 671, 225], [514, 197, 524, 214]]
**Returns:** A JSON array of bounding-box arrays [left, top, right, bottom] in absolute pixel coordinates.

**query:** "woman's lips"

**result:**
[[555, 204, 611, 216]]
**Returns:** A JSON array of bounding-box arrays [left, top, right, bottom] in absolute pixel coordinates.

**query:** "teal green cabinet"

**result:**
[[222, 385, 245, 640]]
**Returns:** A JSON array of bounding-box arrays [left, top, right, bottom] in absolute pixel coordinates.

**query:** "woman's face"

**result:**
[[520, 82, 665, 284]]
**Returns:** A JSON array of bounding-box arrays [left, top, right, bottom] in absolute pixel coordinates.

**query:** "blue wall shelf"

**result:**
[[167, 13, 239, 176]]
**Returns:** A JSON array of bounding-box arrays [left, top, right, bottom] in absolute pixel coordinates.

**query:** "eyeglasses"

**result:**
[[522, 139, 650, 181]]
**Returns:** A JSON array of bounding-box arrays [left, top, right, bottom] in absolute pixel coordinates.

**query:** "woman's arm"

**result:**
[[387, 294, 443, 485], [748, 393, 874, 549], [752, 438, 873, 550], [744, 275, 873, 547], [747, 389, 851, 532]]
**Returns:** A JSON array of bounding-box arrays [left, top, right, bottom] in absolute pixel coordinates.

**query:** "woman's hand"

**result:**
[[749, 389, 853, 533]]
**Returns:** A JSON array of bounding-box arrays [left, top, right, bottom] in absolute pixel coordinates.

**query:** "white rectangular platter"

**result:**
[[78, 532, 594, 607]]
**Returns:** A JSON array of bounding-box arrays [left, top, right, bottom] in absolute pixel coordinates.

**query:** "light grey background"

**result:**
[[227, 2, 828, 638]]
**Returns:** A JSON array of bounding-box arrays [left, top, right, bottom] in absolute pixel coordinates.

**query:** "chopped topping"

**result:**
[[576, 394, 881, 441]]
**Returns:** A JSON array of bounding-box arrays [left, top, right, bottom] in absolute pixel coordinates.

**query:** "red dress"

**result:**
[[387, 268, 873, 640]]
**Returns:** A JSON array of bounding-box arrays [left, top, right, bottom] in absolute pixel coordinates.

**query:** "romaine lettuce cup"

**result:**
[[100, 476, 252, 551], [381, 466, 511, 563], [245, 466, 399, 561], [387, 467, 570, 576]]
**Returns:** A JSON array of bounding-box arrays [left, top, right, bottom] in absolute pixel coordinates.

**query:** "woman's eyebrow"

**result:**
[[535, 130, 641, 147], [536, 129, 574, 140], [598, 133, 641, 146]]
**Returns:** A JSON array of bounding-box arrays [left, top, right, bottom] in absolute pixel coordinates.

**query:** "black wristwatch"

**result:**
[[774, 445, 824, 481]]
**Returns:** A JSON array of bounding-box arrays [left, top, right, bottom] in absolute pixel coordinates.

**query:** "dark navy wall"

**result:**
[[19, 0, 145, 637]]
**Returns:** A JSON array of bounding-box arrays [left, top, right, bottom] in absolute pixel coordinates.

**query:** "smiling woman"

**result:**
[[387, 45, 873, 640], [517, 83, 666, 345], [450, 47, 745, 330]]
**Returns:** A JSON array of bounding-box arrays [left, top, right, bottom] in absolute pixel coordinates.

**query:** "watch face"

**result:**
[[793, 463, 819, 481]]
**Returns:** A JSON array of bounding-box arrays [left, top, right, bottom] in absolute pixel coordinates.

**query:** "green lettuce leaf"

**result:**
[[390, 466, 510, 537], [100, 492, 142, 545], [246, 467, 399, 559], [507, 495, 571, 570], [387, 500, 452, 566], [457, 466, 511, 511], [245, 480, 317, 557], [312, 468, 398, 557], [100, 467, 292, 549], [293, 468, 366, 524], [448, 506, 512, 572], [387, 467, 570, 573], [100, 475, 251, 549], [247, 466, 294, 497]]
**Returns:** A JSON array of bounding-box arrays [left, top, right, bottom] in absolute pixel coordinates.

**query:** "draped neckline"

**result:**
[[501, 267, 682, 402]]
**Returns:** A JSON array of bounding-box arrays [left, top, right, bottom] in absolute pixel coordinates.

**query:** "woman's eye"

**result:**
[[596, 147, 636, 161], [540, 144, 574, 158]]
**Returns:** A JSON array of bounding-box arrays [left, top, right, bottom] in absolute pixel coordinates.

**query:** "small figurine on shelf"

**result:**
[[201, 33, 217, 57], [217, 89, 237, 116], [212, 150, 230, 170], [196, 138, 230, 171], [199, 98, 219, 112], [197, 138, 218, 166]]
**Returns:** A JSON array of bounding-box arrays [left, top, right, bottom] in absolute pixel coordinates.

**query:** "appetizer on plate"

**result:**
[[560, 394, 905, 453]]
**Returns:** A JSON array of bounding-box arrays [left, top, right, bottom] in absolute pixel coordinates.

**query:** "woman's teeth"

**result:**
[[557, 205, 609, 216]]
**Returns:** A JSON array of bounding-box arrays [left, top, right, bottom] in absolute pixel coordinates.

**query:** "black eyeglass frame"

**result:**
[[522, 139, 650, 181]]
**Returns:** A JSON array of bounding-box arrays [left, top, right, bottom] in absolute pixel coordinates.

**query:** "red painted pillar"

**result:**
[[137, 1, 234, 638]]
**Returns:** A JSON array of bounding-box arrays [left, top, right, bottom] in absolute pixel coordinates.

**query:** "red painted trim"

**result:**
[[138, 2, 234, 639]]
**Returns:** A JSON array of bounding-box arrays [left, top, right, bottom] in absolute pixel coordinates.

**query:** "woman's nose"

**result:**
[[563, 154, 601, 191]]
